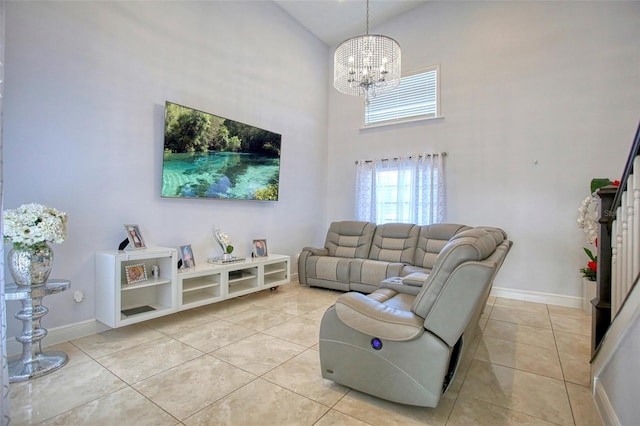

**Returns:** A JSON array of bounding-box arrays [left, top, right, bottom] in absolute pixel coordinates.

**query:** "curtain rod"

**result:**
[[355, 152, 447, 165]]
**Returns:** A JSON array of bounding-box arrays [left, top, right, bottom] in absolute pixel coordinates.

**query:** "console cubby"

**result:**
[[263, 260, 289, 288], [178, 269, 223, 309], [96, 247, 178, 328], [227, 266, 259, 296]]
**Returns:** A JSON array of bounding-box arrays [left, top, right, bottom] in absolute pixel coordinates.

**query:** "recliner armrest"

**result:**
[[379, 278, 422, 296], [335, 292, 424, 341], [402, 272, 430, 286], [302, 246, 329, 256]]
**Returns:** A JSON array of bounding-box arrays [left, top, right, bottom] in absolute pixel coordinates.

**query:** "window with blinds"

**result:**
[[364, 66, 440, 126]]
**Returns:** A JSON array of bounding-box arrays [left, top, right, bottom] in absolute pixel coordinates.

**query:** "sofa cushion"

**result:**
[[325, 221, 376, 259], [306, 256, 351, 284], [368, 223, 419, 264], [413, 224, 472, 270], [349, 259, 404, 286]]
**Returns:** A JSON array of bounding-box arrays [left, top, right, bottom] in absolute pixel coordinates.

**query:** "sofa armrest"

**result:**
[[335, 292, 424, 341], [302, 246, 329, 256]]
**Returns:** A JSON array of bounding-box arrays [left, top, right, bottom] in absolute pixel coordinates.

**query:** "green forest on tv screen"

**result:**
[[162, 102, 282, 201]]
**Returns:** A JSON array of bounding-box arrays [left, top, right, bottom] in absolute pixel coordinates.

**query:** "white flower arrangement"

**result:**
[[577, 195, 598, 245], [3, 203, 68, 250], [213, 227, 234, 254]]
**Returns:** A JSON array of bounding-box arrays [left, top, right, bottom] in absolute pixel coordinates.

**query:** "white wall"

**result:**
[[326, 1, 640, 301], [3, 1, 329, 336]]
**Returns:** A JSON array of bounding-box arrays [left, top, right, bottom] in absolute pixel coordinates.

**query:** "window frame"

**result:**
[[362, 64, 442, 129]]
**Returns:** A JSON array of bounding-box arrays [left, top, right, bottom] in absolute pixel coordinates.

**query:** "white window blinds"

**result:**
[[365, 66, 439, 126]]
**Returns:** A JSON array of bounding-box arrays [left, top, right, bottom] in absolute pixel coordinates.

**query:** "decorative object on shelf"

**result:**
[[121, 305, 155, 317], [124, 263, 147, 285], [151, 264, 160, 279], [124, 224, 146, 249], [253, 239, 268, 257], [208, 256, 245, 265], [213, 226, 241, 262], [577, 178, 620, 281], [3, 203, 67, 286], [333, 0, 401, 105], [213, 227, 234, 257], [180, 244, 195, 269]]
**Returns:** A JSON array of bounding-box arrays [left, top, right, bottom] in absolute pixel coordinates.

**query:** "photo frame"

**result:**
[[253, 239, 268, 257], [124, 263, 147, 285], [180, 244, 196, 269], [124, 224, 146, 249]]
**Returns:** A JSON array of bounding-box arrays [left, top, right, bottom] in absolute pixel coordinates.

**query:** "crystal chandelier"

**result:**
[[333, 0, 401, 105]]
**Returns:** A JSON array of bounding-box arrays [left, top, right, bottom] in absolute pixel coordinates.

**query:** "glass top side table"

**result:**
[[5, 279, 71, 382]]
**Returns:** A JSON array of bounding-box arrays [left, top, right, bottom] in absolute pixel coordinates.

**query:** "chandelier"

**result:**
[[333, 0, 401, 105]]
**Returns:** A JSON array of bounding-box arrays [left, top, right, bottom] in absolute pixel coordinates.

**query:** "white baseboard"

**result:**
[[7, 319, 109, 358], [594, 378, 620, 426], [490, 286, 583, 308]]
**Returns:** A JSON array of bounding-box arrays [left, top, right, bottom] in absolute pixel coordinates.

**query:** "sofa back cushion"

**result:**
[[368, 223, 419, 264], [412, 228, 504, 319], [325, 221, 376, 259], [421, 231, 511, 346], [412, 224, 472, 270]]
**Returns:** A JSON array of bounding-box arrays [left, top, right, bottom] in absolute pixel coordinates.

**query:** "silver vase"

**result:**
[[7, 243, 54, 286]]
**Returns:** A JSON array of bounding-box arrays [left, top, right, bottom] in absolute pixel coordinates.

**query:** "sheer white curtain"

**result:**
[[355, 160, 375, 222], [354, 153, 446, 225], [1, 1, 9, 423]]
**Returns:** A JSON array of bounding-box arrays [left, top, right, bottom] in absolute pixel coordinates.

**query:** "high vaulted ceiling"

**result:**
[[273, 0, 429, 47]]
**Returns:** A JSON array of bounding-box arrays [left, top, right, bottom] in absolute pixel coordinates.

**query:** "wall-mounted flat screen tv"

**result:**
[[162, 101, 282, 201]]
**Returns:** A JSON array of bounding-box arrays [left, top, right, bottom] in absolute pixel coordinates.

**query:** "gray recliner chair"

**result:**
[[319, 227, 512, 407]]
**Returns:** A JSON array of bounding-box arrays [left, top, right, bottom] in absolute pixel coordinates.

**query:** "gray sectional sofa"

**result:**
[[299, 221, 512, 407], [298, 221, 475, 294]]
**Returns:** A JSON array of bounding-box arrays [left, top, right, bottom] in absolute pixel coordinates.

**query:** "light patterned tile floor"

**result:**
[[9, 283, 603, 425]]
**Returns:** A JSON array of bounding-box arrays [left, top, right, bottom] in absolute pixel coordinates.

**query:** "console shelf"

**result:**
[[96, 249, 290, 327], [122, 277, 172, 291]]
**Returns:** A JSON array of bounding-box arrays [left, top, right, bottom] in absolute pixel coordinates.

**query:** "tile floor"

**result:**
[[9, 282, 604, 425]]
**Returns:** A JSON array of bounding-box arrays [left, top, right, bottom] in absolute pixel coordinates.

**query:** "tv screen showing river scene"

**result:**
[[162, 102, 282, 201]]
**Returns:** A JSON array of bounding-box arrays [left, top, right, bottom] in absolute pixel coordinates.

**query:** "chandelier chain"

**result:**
[[366, 0, 369, 35]]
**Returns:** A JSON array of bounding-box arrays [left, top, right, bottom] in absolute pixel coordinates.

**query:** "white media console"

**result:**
[[95, 247, 290, 328]]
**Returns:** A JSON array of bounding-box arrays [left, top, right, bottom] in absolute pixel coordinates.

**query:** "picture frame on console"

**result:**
[[253, 239, 268, 257], [124, 224, 146, 249], [124, 263, 147, 285], [180, 245, 196, 269]]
